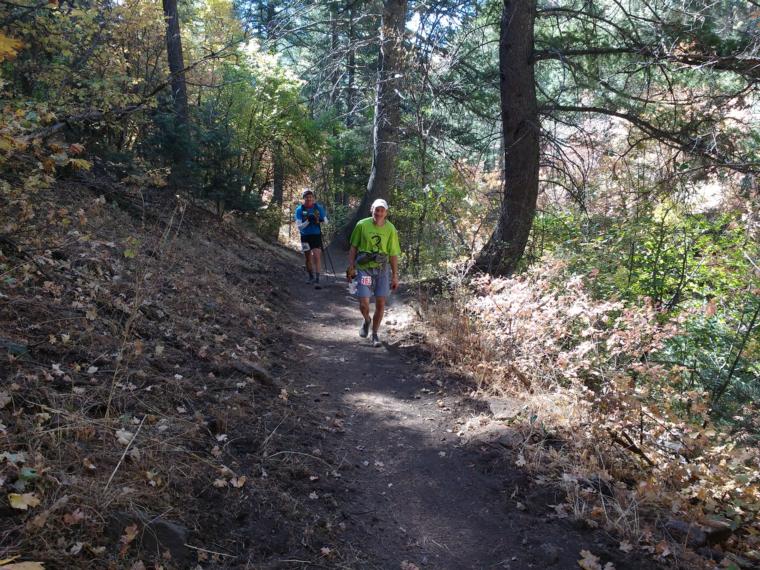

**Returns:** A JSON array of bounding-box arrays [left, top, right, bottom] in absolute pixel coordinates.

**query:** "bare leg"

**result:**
[[359, 297, 371, 323], [304, 252, 313, 274], [373, 297, 386, 333], [312, 248, 322, 274]]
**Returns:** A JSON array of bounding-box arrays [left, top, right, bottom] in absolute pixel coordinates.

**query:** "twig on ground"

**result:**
[[184, 543, 237, 558], [608, 428, 655, 466], [265, 450, 335, 468], [105, 415, 146, 490]]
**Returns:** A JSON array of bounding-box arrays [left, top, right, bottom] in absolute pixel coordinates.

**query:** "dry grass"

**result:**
[[418, 264, 760, 568], [0, 174, 339, 567]]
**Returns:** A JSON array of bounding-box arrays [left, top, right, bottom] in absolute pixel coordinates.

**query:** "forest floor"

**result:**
[[1, 180, 674, 569], [249, 246, 666, 570]]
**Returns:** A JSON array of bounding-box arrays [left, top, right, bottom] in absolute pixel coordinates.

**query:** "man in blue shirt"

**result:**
[[294, 189, 328, 289]]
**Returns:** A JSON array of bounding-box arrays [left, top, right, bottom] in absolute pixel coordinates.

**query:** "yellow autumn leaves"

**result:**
[[8, 493, 40, 511], [0, 33, 23, 62]]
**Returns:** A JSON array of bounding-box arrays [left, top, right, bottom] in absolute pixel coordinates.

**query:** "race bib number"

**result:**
[[301, 242, 311, 252], [360, 275, 372, 286]]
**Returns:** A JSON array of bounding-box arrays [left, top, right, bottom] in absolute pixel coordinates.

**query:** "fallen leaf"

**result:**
[[8, 493, 41, 511], [27, 495, 68, 530], [63, 509, 85, 525], [230, 476, 246, 488], [1, 452, 27, 465], [655, 540, 671, 557], [119, 523, 139, 557], [400, 562, 420, 570], [618, 541, 633, 553], [19, 467, 39, 482], [578, 549, 602, 570], [27, 511, 50, 531], [115, 430, 133, 446]]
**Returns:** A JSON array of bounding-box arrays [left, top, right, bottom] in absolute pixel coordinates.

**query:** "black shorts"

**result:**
[[300, 234, 323, 251]]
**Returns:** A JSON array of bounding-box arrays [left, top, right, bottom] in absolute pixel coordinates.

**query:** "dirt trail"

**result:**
[[274, 251, 663, 570]]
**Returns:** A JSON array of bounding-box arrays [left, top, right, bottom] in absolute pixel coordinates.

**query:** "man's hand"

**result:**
[[391, 274, 399, 291], [346, 266, 357, 281]]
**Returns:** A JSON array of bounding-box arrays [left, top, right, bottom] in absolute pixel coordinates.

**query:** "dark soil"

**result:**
[[0, 178, 672, 569], [257, 248, 669, 570]]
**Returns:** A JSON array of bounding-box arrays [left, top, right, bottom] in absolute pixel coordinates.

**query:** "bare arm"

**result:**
[[390, 256, 399, 290], [347, 246, 358, 281]]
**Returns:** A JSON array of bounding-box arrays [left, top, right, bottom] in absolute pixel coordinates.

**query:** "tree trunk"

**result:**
[[345, 1, 356, 128], [339, 0, 357, 207], [265, 0, 286, 205], [337, 0, 407, 248], [162, 0, 190, 188], [162, 0, 189, 126], [272, 142, 284, 205], [474, 0, 539, 276]]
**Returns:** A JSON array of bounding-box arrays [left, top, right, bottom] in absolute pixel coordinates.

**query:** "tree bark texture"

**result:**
[[345, 1, 356, 128], [272, 142, 284, 205], [162, 0, 189, 128], [265, 0, 286, 206], [474, 0, 539, 276], [338, 0, 407, 248]]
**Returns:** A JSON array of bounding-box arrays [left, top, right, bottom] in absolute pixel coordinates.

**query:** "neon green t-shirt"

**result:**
[[350, 217, 401, 269]]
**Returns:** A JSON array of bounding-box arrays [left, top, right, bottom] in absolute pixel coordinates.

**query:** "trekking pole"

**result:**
[[324, 243, 337, 282]]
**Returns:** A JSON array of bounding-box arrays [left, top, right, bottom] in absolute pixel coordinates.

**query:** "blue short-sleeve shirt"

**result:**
[[295, 203, 327, 236]]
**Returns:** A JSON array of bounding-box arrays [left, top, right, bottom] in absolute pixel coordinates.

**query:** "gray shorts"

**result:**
[[355, 267, 390, 298]]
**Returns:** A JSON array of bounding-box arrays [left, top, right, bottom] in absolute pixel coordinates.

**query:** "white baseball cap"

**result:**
[[371, 198, 389, 212], [302, 189, 315, 198]]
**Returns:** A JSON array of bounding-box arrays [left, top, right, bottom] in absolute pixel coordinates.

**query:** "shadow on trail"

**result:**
[[279, 264, 666, 570]]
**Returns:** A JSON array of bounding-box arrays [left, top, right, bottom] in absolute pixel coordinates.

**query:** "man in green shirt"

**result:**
[[346, 199, 401, 347]]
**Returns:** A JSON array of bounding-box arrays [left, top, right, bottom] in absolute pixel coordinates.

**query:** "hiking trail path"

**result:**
[[272, 247, 661, 570]]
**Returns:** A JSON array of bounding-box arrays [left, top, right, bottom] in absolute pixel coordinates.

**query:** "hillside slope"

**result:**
[[1, 171, 330, 567]]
